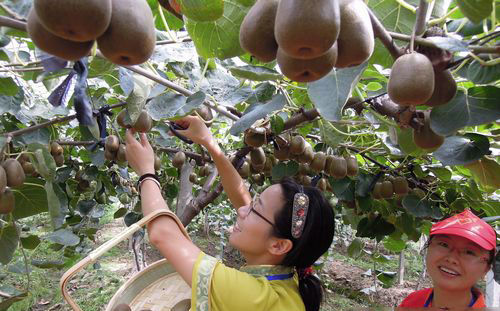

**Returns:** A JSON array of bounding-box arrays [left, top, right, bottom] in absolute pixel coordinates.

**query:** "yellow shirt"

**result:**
[[191, 252, 305, 311]]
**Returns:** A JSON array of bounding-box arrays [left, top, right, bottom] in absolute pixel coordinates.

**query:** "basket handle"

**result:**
[[60, 209, 190, 311]]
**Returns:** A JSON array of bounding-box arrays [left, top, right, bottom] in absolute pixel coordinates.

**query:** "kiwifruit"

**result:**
[[50, 142, 63, 156], [250, 148, 266, 166], [277, 43, 338, 83], [18, 153, 30, 164], [263, 157, 274, 176], [97, 0, 156, 65], [116, 109, 131, 128], [426, 69, 457, 107], [413, 111, 444, 151], [53, 154, 64, 167], [310, 152, 326, 173], [380, 180, 394, 199], [113, 303, 131, 311], [298, 144, 314, 165], [238, 161, 250, 179], [172, 151, 186, 169], [244, 130, 266, 148], [0, 188, 15, 214], [335, 0, 374, 68], [239, 0, 279, 62], [298, 163, 310, 176], [329, 156, 347, 179], [290, 136, 306, 155], [388, 52, 435, 106], [275, 0, 340, 59], [325, 155, 335, 177], [21, 161, 36, 176], [34, 0, 111, 42], [0, 166, 6, 194], [199, 165, 210, 177], [189, 172, 197, 184], [132, 110, 153, 133], [345, 155, 358, 177], [116, 144, 127, 163], [392, 176, 409, 195], [105, 135, 120, 153], [317, 178, 328, 191], [104, 149, 117, 161], [302, 175, 312, 186], [27, 8, 94, 61], [274, 145, 290, 161], [96, 192, 107, 204], [154, 155, 161, 171], [3, 159, 26, 188], [372, 182, 382, 199], [252, 174, 265, 186], [250, 162, 265, 174], [194, 106, 214, 127], [179, 0, 223, 22]]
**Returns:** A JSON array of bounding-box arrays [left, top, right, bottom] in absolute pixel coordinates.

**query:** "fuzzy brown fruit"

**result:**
[[345, 156, 358, 177], [104, 149, 117, 161], [27, 8, 94, 61], [239, 0, 279, 62], [105, 135, 120, 153], [372, 182, 382, 199], [290, 136, 306, 155], [310, 152, 326, 173], [413, 111, 445, 151], [132, 110, 153, 133], [0, 166, 6, 194], [21, 161, 36, 175], [199, 165, 210, 177], [50, 142, 63, 156], [250, 148, 266, 166], [172, 151, 186, 169], [393, 176, 409, 195], [277, 44, 338, 83], [154, 155, 161, 171], [426, 69, 457, 107], [3, 159, 26, 188], [317, 178, 328, 191], [274, 145, 290, 161], [116, 109, 131, 128], [275, 0, 340, 59], [298, 144, 314, 165], [335, 0, 374, 68], [244, 130, 266, 148], [53, 154, 64, 167], [116, 144, 127, 163], [388, 52, 435, 106], [0, 188, 15, 214], [189, 172, 197, 184], [329, 156, 347, 179], [34, 0, 111, 42], [97, 0, 156, 65], [238, 161, 251, 179], [380, 181, 394, 199]]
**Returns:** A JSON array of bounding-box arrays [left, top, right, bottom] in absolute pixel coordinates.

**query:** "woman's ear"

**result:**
[[268, 238, 293, 256]]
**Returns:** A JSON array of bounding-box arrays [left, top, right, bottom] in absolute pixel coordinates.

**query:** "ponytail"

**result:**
[[297, 267, 323, 311]]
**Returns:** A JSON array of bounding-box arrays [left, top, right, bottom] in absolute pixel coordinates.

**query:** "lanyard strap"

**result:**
[[424, 290, 476, 308], [266, 273, 294, 281]]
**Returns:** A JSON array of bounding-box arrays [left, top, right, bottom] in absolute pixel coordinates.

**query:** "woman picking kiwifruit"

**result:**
[[398, 210, 497, 309], [125, 115, 335, 311]]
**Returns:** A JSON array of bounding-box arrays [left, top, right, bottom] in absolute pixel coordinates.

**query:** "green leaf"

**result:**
[[402, 195, 442, 219], [0, 292, 28, 310], [230, 94, 287, 135], [377, 270, 397, 288], [433, 135, 489, 166], [430, 88, 500, 136], [229, 65, 283, 81], [20, 235, 41, 250], [355, 173, 377, 197], [270, 115, 285, 135], [430, 167, 452, 182], [147, 91, 206, 120], [45, 181, 63, 230], [464, 157, 500, 193], [179, 0, 224, 21], [396, 127, 426, 156], [185, 0, 253, 59], [383, 236, 406, 253], [448, 18, 491, 37], [126, 74, 155, 122], [0, 77, 19, 96], [347, 238, 364, 258], [271, 161, 299, 181], [12, 178, 48, 220], [308, 62, 368, 121], [0, 88, 23, 116], [426, 37, 469, 52], [0, 223, 19, 265], [31, 259, 65, 269], [329, 177, 355, 201], [461, 61, 500, 85], [319, 120, 344, 148], [28, 145, 56, 181], [43, 229, 80, 246], [113, 207, 128, 219], [366, 82, 382, 91], [13, 128, 51, 147], [456, 0, 493, 24]]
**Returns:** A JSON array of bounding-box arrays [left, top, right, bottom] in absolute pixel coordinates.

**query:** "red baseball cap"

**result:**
[[430, 210, 497, 251]]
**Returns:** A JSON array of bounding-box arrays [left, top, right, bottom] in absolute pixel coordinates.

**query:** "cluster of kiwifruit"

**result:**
[[27, 0, 155, 65], [239, 0, 374, 82], [104, 135, 127, 163], [50, 142, 65, 167], [412, 110, 445, 151], [189, 163, 212, 185], [0, 158, 26, 214], [372, 176, 409, 200], [117, 110, 153, 133]]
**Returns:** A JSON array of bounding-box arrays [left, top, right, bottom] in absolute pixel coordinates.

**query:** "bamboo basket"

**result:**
[[60, 209, 192, 311]]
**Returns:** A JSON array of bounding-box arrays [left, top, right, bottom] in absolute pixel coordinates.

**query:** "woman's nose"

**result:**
[[237, 205, 249, 218]]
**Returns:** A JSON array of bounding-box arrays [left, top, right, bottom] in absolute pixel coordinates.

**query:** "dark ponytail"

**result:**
[[273, 178, 335, 311]]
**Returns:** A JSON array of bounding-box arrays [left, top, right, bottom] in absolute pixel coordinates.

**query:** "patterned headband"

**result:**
[[291, 186, 310, 239]]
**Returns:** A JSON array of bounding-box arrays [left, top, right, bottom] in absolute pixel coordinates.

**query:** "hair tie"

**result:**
[[291, 186, 309, 239], [297, 266, 313, 279]]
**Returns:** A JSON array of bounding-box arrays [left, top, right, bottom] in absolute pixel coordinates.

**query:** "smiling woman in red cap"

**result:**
[[399, 210, 497, 309]]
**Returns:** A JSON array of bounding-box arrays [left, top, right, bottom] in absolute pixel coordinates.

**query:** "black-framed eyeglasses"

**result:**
[[246, 194, 284, 236]]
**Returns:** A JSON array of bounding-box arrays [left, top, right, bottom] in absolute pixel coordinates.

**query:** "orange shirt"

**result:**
[[399, 288, 486, 308]]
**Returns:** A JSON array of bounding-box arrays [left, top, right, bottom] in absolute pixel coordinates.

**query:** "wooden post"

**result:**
[[486, 270, 500, 307], [398, 250, 405, 285]]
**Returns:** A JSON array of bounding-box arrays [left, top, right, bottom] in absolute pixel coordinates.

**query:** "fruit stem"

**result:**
[[395, 0, 417, 13], [428, 7, 459, 26], [157, 2, 178, 42], [13, 219, 31, 291], [410, 0, 431, 53]]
